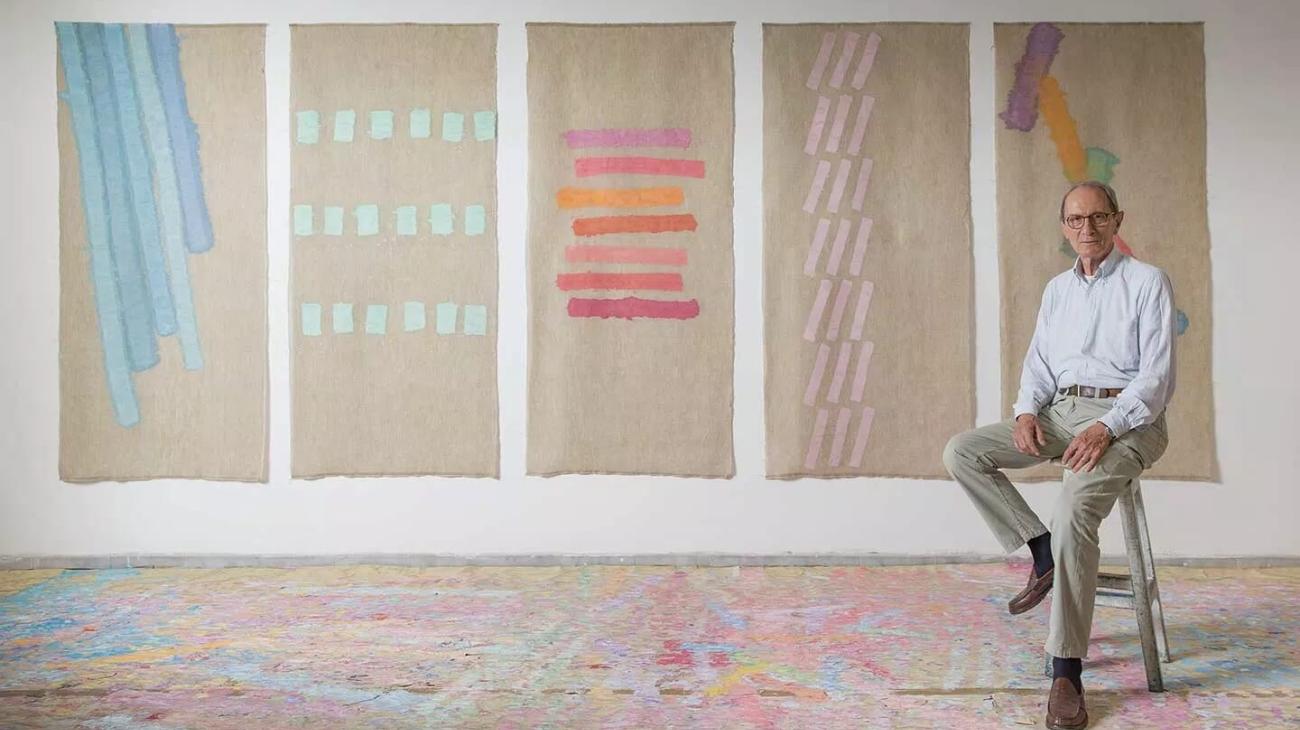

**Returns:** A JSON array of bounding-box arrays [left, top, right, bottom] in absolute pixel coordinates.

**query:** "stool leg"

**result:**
[[1132, 482, 1171, 662], [1120, 483, 1164, 692]]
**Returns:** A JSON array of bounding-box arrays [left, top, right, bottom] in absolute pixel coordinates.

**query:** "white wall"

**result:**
[[2, 0, 1297, 560]]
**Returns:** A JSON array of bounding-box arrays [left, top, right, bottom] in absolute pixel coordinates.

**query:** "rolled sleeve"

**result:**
[[1101, 272, 1177, 436], [1013, 284, 1058, 419]]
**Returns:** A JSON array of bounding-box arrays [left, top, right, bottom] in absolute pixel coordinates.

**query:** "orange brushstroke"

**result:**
[[1037, 75, 1088, 183], [556, 186, 684, 209]]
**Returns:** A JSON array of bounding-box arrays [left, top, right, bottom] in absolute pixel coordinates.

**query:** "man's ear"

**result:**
[[1114, 211, 1124, 230]]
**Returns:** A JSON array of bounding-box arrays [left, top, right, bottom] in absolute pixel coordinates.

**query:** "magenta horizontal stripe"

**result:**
[[575, 156, 705, 178], [563, 128, 692, 149], [567, 296, 700, 320]]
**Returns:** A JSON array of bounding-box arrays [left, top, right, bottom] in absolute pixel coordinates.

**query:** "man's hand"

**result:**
[[1013, 414, 1047, 456], [1062, 422, 1113, 473]]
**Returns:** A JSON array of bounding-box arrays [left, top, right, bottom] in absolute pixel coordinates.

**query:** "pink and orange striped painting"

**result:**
[[527, 23, 734, 477], [556, 127, 705, 321], [764, 24, 973, 479]]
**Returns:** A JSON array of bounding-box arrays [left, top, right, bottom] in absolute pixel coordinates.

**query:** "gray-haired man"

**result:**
[[943, 181, 1176, 729]]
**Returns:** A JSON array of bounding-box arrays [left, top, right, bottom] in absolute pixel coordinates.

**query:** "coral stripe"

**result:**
[[556, 272, 683, 292], [565, 245, 687, 266], [572, 214, 697, 236], [574, 157, 705, 178], [568, 297, 699, 319]]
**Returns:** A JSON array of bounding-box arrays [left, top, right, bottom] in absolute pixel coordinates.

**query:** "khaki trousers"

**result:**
[[942, 393, 1168, 657]]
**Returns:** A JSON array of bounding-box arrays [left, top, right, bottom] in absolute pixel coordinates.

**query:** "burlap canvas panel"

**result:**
[[58, 24, 267, 481], [526, 24, 735, 477], [995, 23, 1217, 481], [764, 24, 974, 479], [290, 24, 499, 478]]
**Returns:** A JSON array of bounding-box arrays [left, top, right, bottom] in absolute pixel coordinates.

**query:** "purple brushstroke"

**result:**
[[1000, 23, 1064, 132]]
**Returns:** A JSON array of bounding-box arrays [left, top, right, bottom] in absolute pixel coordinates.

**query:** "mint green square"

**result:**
[[463, 304, 488, 336], [333, 110, 356, 142], [473, 111, 496, 141], [410, 108, 431, 138], [292, 204, 313, 236], [365, 304, 388, 335], [301, 303, 322, 336], [332, 303, 354, 334], [295, 110, 319, 144], [323, 206, 344, 236], [435, 302, 458, 335], [442, 112, 464, 142], [464, 204, 486, 236], [403, 301, 426, 332], [395, 206, 418, 236], [355, 204, 379, 236], [429, 204, 454, 235], [369, 110, 394, 140]]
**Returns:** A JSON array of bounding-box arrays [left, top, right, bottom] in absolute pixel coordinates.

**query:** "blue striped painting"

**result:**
[[57, 23, 213, 428]]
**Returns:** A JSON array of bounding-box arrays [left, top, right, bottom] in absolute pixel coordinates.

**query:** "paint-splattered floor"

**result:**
[[1, 564, 1297, 728]]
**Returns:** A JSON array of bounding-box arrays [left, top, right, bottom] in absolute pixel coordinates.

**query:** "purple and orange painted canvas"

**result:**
[[527, 23, 734, 477], [994, 23, 1217, 481], [764, 24, 973, 479], [57, 23, 266, 481]]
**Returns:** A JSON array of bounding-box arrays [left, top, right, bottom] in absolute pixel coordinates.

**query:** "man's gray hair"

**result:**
[[1059, 180, 1120, 221]]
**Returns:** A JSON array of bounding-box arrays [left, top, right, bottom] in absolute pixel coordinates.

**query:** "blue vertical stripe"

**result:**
[[57, 23, 140, 427], [103, 24, 176, 337], [146, 24, 213, 254], [125, 23, 203, 369], [80, 23, 159, 373]]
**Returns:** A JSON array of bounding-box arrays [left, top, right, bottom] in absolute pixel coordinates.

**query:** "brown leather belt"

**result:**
[[1059, 385, 1123, 398]]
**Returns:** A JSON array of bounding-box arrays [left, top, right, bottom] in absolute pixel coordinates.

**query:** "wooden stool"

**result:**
[[1044, 478, 1171, 692]]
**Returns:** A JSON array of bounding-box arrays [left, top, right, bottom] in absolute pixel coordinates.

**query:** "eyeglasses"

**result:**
[[1063, 212, 1120, 230]]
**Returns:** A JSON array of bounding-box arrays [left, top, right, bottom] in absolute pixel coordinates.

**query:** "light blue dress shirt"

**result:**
[[1013, 251, 1177, 437]]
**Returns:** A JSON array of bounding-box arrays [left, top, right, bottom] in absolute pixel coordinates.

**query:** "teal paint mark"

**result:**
[[296, 110, 320, 144], [473, 110, 496, 141], [395, 206, 418, 236], [369, 110, 394, 140], [442, 112, 464, 142], [355, 205, 379, 236], [81, 23, 158, 373], [464, 204, 486, 236], [1085, 147, 1120, 184], [429, 204, 454, 235], [1176, 309, 1189, 336], [147, 24, 213, 254], [103, 24, 176, 339], [410, 108, 431, 139], [301, 303, 322, 336], [332, 303, 354, 334], [56, 23, 140, 426], [365, 304, 388, 335], [323, 206, 344, 236], [435, 302, 458, 335], [404, 302, 426, 332], [125, 24, 202, 370], [463, 305, 488, 336], [333, 110, 355, 142], [293, 204, 314, 236]]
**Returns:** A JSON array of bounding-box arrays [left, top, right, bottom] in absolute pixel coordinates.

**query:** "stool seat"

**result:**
[[1045, 478, 1170, 692]]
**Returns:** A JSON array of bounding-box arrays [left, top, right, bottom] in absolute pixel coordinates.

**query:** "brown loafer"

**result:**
[[1008, 565, 1053, 615], [1045, 677, 1088, 729]]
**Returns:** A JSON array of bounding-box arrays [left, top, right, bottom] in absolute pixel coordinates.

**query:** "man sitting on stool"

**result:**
[[943, 180, 1176, 729]]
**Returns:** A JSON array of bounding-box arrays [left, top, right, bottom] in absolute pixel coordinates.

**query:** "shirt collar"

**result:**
[[1072, 248, 1124, 283]]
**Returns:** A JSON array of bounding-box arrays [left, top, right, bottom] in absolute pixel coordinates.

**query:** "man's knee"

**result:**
[[942, 430, 977, 476]]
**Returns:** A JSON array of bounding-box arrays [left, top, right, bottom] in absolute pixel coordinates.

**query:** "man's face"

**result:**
[[1060, 186, 1123, 260]]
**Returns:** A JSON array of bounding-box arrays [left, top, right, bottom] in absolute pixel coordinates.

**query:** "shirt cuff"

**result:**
[[1013, 403, 1040, 420], [1099, 411, 1130, 439]]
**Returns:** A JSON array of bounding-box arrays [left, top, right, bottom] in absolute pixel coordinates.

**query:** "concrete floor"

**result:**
[[1, 563, 1297, 728]]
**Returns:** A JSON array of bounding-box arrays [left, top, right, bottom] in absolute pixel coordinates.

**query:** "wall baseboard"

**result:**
[[3, 553, 1298, 570]]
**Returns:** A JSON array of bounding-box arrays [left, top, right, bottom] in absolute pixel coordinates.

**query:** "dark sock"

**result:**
[[1027, 531, 1054, 577], [1052, 657, 1083, 693]]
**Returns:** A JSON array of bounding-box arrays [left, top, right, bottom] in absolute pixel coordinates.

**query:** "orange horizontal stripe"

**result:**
[[565, 245, 687, 265], [556, 186, 684, 209], [555, 272, 684, 291], [572, 214, 698, 236]]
